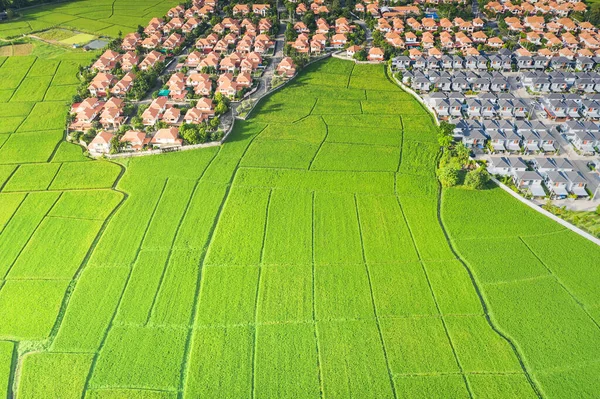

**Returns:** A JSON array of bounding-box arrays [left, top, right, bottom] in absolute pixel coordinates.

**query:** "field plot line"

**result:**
[[395, 196, 475, 399], [437, 188, 543, 398], [179, 132, 263, 396], [46, 167, 128, 349], [146, 149, 220, 325], [345, 62, 355, 89], [311, 191, 324, 398], [491, 176, 600, 247], [354, 195, 398, 399], [0, 165, 20, 192], [0, 192, 28, 237], [45, 162, 64, 190], [520, 237, 600, 333], [396, 116, 405, 174], [0, 191, 63, 281], [307, 116, 329, 171], [6, 55, 36, 103], [81, 177, 169, 394], [144, 180, 200, 325], [251, 189, 273, 399]]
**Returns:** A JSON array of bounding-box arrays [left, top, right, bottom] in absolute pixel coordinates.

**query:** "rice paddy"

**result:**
[[0, 15, 598, 396]]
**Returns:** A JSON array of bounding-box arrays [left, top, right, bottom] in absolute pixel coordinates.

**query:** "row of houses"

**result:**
[[485, 0, 586, 18], [405, 69, 512, 93], [539, 93, 600, 122], [451, 118, 558, 152], [393, 50, 600, 72], [488, 156, 589, 198], [288, 17, 356, 55], [70, 97, 127, 131], [88, 127, 183, 154], [427, 92, 532, 119], [561, 120, 600, 154], [522, 70, 600, 96]]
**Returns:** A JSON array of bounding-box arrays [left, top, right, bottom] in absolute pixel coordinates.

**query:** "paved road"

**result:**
[[472, 0, 481, 19], [352, 17, 372, 46]]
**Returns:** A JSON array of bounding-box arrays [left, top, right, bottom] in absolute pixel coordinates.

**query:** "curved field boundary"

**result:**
[[435, 184, 543, 398], [490, 176, 600, 247]]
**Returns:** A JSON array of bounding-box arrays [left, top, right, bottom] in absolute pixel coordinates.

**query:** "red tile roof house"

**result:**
[[186, 72, 211, 87], [258, 18, 272, 33], [163, 17, 185, 34], [169, 80, 188, 100], [99, 106, 124, 129], [120, 51, 139, 72], [70, 98, 104, 131], [233, 4, 250, 15], [368, 47, 385, 62], [104, 97, 123, 110], [88, 131, 113, 154], [111, 72, 135, 97], [183, 17, 202, 34], [196, 97, 215, 114], [145, 17, 165, 35], [186, 50, 204, 68], [167, 4, 185, 18], [216, 79, 239, 98], [71, 97, 103, 114], [120, 130, 149, 151], [151, 127, 183, 147], [142, 97, 168, 125], [346, 45, 361, 57], [276, 57, 296, 77], [142, 33, 163, 50], [88, 73, 116, 97], [163, 33, 184, 51], [252, 4, 271, 16], [162, 107, 182, 124], [199, 52, 220, 70], [91, 50, 121, 72], [194, 80, 213, 96], [139, 51, 165, 71], [331, 33, 347, 48], [236, 72, 253, 88], [121, 33, 141, 51], [184, 107, 211, 123], [142, 106, 162, 126]]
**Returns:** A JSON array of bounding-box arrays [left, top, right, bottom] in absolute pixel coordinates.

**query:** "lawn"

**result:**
[[0, 39, 598, 399]]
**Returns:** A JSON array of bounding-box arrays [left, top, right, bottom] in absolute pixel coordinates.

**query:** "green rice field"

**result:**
[[0, 13, 599, 396], [0, 0, 181, 39]]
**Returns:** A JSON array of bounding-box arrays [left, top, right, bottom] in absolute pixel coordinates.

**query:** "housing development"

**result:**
[[0, 0, 599, 397]]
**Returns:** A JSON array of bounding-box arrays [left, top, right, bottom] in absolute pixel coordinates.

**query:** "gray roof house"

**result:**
[[581, 99, 600, 119], [434, 77, 452, 92], [462, 129, 487, 148], [514, 170, 545, 196], [466, 98, 482, 117], [565, 171, 588, 196], [452, 78, 469, 92], [545, 170, 570, 198], [472, 77, 490, 92], [521, 130, 541, 152]]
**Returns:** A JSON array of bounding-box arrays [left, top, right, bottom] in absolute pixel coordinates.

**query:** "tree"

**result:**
[[464, 167, 490, 190], [285, 22, 296, 42], [179, 123, 207, 144], [353, 49, 367, 61], [438, 133, 453, 148], [438, 165, 459, 187], [208, 117, 220, 130], [109, 136, 122, 154], [454, 142, 471, 166]]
